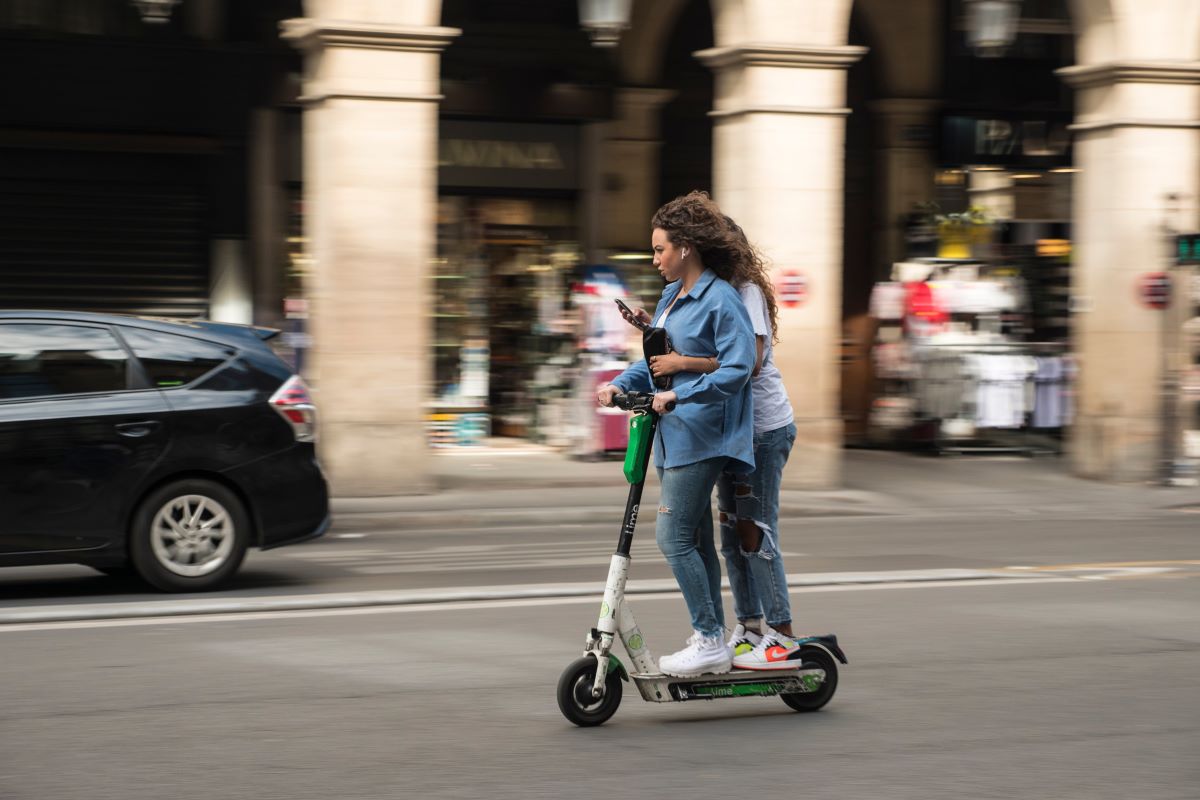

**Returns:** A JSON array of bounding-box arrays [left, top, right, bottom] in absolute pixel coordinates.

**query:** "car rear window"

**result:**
[[0, 322, 128, 399], [118, 327, 235, 388]]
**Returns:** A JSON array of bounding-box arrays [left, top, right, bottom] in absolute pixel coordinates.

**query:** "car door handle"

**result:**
[[114, 421, 162, 438]]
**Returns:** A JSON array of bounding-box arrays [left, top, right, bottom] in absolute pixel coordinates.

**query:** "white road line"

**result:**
[[0, 569, 1070, 630], [0, 576, 1083, 633]]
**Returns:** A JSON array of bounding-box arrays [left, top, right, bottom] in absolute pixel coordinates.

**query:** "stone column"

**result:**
[[282, 16, 459, 496], [597, 88, 676, 251], [1057, 61, 1200, 481], [697, 43, 866, 488]]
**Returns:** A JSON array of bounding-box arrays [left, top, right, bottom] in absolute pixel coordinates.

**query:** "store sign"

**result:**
[[1036, 239, 1071, 257], [777, 271, 808, 308], [1138, 272, 1172, 310], [1175, 233, 1200, 265], [941, 115, 1071, 167], [438, 121, 580, 190]]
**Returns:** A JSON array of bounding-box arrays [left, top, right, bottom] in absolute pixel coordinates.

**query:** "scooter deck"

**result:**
[[629, 667, 826, 703]]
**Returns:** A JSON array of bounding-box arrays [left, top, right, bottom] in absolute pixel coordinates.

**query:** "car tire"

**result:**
[[129, 478, 250, 592]]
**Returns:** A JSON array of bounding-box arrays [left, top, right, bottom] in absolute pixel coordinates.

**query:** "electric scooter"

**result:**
[[556, 390, 848, 727]]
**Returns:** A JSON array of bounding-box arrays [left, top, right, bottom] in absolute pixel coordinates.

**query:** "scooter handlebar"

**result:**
[[612, 392, 675, 413]]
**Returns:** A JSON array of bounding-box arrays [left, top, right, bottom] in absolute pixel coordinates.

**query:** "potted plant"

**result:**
[[936, 206, 991, 259]]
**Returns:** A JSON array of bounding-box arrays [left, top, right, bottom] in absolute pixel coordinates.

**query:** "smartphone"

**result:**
[[614, 298, 650, 331]]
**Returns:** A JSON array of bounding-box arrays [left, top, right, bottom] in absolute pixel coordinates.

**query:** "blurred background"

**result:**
[[1, 0, 1199, 496], [3, 7, 1200, 796]]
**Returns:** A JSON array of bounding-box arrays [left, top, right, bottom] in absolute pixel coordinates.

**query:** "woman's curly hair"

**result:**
[[651, 190, 779, 342]]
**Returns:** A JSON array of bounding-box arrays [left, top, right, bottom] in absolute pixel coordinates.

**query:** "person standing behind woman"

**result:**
[[597, 191, 756, 678], [624, 217, 802, 670]]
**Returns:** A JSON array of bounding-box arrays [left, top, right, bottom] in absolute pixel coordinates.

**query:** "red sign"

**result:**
[[777, 271, 808, 308], [1138, 272, 1172, 310]]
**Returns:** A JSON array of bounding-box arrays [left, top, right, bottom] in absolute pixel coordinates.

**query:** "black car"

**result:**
[[0, 311, 329, 591]]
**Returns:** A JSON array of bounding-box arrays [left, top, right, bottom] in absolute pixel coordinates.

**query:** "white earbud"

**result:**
[[682, 249, 689, 258]]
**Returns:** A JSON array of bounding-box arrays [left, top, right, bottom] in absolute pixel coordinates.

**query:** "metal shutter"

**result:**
[[0, 153, 209, 318]]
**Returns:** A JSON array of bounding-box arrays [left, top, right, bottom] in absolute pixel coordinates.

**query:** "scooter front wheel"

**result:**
[[557, 656, 623, 727], [780, 647, 839, 712]]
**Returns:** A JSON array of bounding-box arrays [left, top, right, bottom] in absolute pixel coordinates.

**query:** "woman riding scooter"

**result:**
[[626, 216, 802, 670], [596, 191, 756, 678]]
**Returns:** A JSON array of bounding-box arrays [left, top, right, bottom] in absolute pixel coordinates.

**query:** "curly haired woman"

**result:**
[[597, 191, 756, 677], [617, 203, 803, 672]]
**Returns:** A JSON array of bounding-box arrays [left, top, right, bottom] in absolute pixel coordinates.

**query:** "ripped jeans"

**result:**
[[716, 422, 797, 629], [655, 457, 729, 639]]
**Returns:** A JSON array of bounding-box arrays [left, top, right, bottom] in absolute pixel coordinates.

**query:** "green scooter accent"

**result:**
[[623, 414, 655, 484], [623, 414, 655, 485]]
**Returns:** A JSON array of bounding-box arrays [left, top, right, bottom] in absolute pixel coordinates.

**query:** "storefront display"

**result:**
[[432, 195, 587, 446], [866, 256, 1073, 454]]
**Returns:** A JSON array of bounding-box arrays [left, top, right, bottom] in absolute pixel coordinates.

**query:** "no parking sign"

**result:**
[[1138, 272, 1172, 310], [777, 270, 808, 308]]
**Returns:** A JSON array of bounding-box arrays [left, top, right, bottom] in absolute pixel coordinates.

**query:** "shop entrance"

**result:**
[[433, 195, 582, 445]]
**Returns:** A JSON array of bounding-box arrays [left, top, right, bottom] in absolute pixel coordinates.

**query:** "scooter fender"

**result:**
[[588, 651, 630, 682], [798, 634, 849, 665]]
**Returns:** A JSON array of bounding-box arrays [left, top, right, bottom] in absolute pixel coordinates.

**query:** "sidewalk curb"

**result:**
[[0, 569, 1051, 625]]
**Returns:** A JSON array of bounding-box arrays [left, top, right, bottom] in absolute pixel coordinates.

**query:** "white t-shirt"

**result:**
[[738, 282, 794, 434]]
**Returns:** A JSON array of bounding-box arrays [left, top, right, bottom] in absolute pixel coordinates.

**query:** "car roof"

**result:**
[[0, 310, 279, 348]]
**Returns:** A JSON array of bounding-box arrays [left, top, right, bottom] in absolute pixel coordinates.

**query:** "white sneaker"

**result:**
[[727, 623, 763, 659], [659, 631, 733, 677]]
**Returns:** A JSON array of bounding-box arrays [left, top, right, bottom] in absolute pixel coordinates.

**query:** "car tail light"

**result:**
[[270, 375, 317, 442]]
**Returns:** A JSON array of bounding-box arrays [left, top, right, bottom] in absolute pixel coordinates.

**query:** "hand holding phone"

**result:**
[[614, 298, 650, 331]]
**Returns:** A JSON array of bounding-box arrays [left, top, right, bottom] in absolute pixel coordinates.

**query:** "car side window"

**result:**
[[118, 327, 234, 388], [0, 323, 129, 399]]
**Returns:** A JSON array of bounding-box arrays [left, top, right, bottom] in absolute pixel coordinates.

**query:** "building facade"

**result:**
[[3, 0, 1199, 494]]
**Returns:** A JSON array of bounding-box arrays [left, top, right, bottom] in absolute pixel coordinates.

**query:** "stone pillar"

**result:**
[[597, 88, 676, 251], [282, 15, 459, 496], [697, 43, 866, 488], [1057, 61, 1200, 481]]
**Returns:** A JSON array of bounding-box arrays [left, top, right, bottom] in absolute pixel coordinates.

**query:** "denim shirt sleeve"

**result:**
[[670, 293, 754, 405], [611, 357, 652, 394], [610, 290, 672, 394]]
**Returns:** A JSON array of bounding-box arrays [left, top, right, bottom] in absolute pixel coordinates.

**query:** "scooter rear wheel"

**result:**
[[557, 656, 623, 727], [780, 647, 838, 712]]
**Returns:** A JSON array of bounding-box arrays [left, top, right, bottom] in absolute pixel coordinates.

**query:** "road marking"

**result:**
[[0, 576, 1083, 633], [1006, 559, 1200, 570], [3, 563, 1195, 632]]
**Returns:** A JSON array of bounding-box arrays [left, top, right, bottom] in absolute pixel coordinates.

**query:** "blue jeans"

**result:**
[[655, 457, 728, 639], [717, 422, 796, 629]]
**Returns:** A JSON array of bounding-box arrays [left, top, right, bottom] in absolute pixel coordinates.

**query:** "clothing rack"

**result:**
[[873, 340, 1073, 457]]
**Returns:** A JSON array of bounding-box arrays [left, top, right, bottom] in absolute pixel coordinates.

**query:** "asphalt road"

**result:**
[[2, 504, 1197, 606], [3, 570, 1198, 800], [3, 458, 1198, 799]]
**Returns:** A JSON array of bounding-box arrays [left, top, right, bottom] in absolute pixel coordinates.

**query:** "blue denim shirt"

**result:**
[[611, 269, 756, 473]]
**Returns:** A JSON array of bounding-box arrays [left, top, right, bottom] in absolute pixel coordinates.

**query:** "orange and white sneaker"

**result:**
[[732, 627, 802, 671]]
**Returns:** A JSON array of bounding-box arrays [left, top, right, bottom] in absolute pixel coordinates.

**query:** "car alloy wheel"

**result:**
[[150, 493, 237, 577]]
